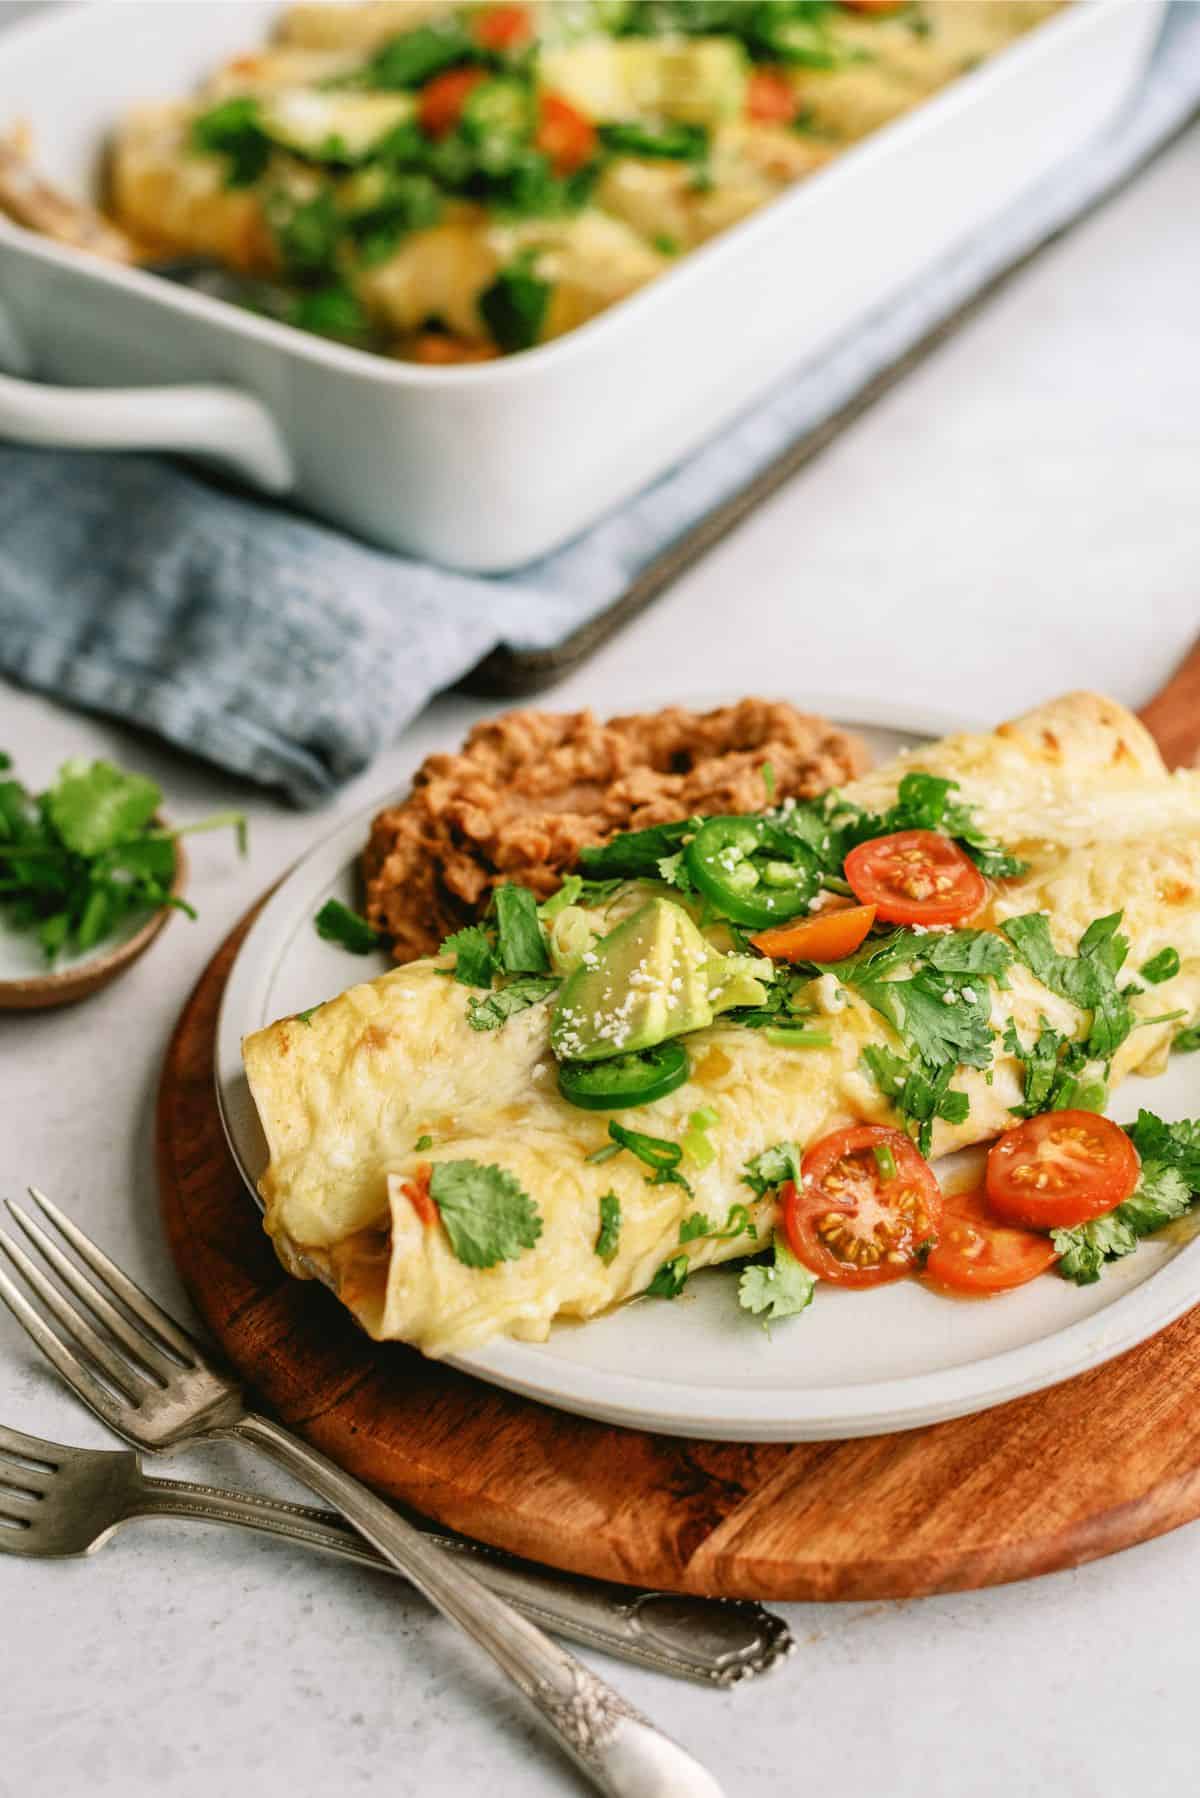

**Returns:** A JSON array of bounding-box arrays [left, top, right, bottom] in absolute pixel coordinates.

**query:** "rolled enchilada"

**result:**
[[244, 692, 1200, 1356]]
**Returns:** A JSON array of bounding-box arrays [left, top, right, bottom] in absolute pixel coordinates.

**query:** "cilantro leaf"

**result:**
[[492, 883, 549, 974], [467, 974, 560, 1031], [742, 1141, 802, 1198], [315, 898, 382, 955], [1053, 1161, 1193, 1285], [1001, 911, 1134, 1061], [441, 923, 498, 987], [1002, 1018, 1106, 1118], [836, 930, 999, 1077], [594, 1192, 621, 1264], [578, 820, 692, 880], [0, 753, 238, 962], [647, 1253, 690, 1298], [1125, 1110, 1200, 1188], [1174, 1024, 1200, 1054], [47, 760, 161, 856], [861, 1044, 968, 1154], [738, 1239, 815, 1324], [656, 851, 697, 894], [428, 1160, 542, 1268]]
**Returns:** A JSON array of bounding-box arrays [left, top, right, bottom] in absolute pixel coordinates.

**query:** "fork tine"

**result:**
[[0, 1234, 147, 1404], [6, 1202, 175, 1383], [0, 1259, 130, 1435], [0, 1462, 47, 1499], [25, 1189, 203, 1364], [0, 1422, 60, 1469]]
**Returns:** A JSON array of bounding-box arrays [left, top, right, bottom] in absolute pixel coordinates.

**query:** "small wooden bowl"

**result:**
[[0, 838, 188, 1013]]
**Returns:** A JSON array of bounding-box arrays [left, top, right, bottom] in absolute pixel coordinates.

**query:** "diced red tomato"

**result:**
[[839, 1, 907, 13], [473, 4, 533, 50], [400, 1163, 437, 1227], [924, 1186, 1059, 1294], [535, 92, 598, 174], [746, 68, 798, 125], [985, 1110, 1140, 1230], [783, 1124, 943, 1288], [419, 65, 489, 138], [750, 903, 876, 963], [844, 829, 987, 926]]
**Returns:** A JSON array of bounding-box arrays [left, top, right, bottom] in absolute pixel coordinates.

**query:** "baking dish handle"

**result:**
[[0, 370, 293, 492]]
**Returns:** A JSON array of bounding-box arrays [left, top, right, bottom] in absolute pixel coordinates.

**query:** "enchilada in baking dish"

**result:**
[[244, 692, 1200, 1358], [109, 0, 1065, 361]]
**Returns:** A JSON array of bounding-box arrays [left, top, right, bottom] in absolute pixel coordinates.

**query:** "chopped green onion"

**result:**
[[764, 1026, 834, 1049], [873, 1143, 897, 1182]]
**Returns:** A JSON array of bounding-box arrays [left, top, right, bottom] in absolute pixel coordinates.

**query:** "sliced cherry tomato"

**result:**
[[400, 1163, 437, 1227], [924, 1186, 1059, 1295], [746, 68, 798, 124], [751, 903, 876, 964], [985, 1109, 1140, 1230], [536, 92, 598, 174], [839, 1, 907, 12], [844, 829, 987, 926], [558, 1041, 690, 1112], [473, 3, 533, 49], [419, 65, 489, 138], [783, 1125, 943, 1288]]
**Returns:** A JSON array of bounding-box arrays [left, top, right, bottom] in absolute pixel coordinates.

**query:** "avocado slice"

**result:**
[[551, 897, 714, 1063]]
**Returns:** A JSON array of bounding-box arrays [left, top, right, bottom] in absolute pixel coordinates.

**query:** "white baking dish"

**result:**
[[0, 0, 1165, 571]]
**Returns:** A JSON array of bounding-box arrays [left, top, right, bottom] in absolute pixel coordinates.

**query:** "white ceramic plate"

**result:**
[[215, 698, 1200, 1442]]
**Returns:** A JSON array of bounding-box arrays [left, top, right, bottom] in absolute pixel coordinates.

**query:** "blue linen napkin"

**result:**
[[2, 3, 1198, 806]]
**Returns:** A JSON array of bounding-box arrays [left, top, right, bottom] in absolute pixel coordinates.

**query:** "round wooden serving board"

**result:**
[[157, 655, 1200, 1602]]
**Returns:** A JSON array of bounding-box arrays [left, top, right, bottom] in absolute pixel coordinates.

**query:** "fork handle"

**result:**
[[227, 1411, 725, 1798], [133, 1470, 787, 1687]]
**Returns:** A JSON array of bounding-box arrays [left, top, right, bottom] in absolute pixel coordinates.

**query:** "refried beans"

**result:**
[[363, 699, 870, 963]]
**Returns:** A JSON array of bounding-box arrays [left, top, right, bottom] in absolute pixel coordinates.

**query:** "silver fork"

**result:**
[[0, 1191, 725, 1798], [0, 1419, 790, 1686]]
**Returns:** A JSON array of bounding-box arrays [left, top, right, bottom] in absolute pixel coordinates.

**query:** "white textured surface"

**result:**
[[2, 115, 1199, 1798]]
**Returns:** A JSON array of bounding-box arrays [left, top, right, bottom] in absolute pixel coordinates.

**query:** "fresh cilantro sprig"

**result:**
[[1125, 1109, 1200, 1187], [647, 1253, 690, 1299], [315, 898, 383, 954], [834, 928, 1007, 1150], [738, 1239, 816, 1325], [0, 755, 244, 963], [1054, 1164, 1192, 1284], [578, 819, 695, 881], [1002, 1017, 1107, 1118], [467, 974, 560, 1031], [437, 885, 557, 1027], [427, 1160, 542, 1268], [742, 1141, 802, 1198], [1053, 1112, 1200, 1284], [861, 1044, 968, 1154], [1001, 911, 1135, 1062]]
